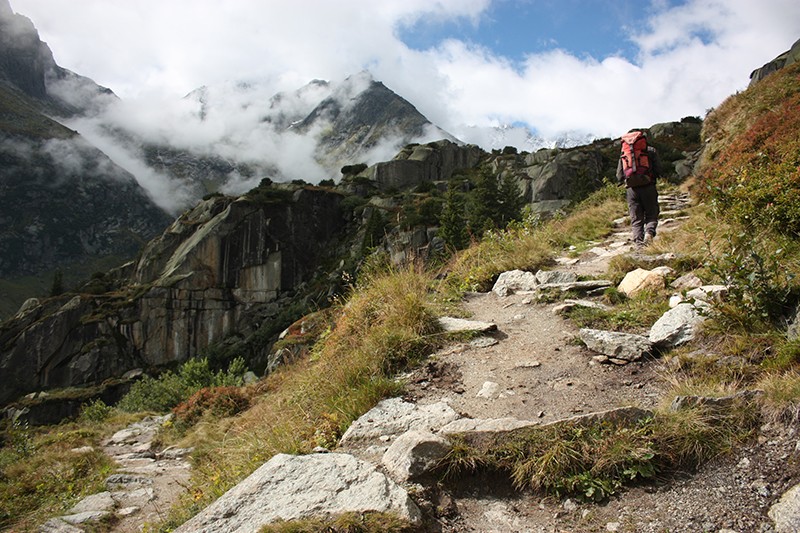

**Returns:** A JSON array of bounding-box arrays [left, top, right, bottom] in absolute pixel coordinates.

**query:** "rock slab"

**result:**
[[174, 453, 422, 532], [579, 328, 653, 362], [649, 303, 707, 348]]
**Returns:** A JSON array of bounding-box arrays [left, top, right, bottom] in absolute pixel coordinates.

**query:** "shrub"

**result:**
[[117, 357, 248, 413], [705, 232, 798, 331], [699, 62, 800, 235], [78, 399, 113, 423], [173, 386, 250, 427]]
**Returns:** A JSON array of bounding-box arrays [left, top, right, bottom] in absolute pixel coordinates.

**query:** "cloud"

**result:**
[[12, 0, 799, 170]]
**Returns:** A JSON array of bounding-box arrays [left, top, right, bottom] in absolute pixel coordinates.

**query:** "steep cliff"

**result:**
[[0, 186, 350, 405]]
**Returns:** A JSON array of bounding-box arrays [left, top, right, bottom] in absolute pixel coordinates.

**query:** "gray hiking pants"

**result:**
[[626, 182, 659, 244]]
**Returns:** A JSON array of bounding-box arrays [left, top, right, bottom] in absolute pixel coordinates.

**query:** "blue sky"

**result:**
[[10, 0, 800, 144], [398, 0, 649, 64]]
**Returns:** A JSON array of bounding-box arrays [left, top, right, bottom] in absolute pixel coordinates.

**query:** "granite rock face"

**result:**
[[174, 453, 422, 532], [0, 189, 349, 404]]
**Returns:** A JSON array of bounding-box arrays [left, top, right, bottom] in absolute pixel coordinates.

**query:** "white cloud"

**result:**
[[11, 0, 799, 147]]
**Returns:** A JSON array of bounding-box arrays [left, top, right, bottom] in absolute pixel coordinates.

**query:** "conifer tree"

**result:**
[[438, 180, 469, 250], [49, 268, 64, 297], [468, 168, 501, 235], [497, 174, 525, 226]]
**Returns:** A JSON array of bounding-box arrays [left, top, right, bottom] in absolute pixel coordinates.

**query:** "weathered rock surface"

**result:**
[[174, 453, 422, 532], [492, 269, 539, 297], [365, 139, 482, 192], [0, 189, 350, 405], [618, 268, 665, 297], [438, 316, 497, 334], [649, 302, 707, 348], [579, 328, 653, 362], [339, 398, 461, 446], [382, 430, 451, 482], [770, 481, 800, 533]]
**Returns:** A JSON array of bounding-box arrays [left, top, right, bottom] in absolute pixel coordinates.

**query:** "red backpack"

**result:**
[[620, 131, 652, 187]]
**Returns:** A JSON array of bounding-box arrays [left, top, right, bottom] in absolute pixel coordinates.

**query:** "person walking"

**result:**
[[617, 130, 662, 246]]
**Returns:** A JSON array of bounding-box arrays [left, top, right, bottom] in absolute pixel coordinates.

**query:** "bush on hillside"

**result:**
[[117, 357, 248, 413], [699, 62, 800, 235]]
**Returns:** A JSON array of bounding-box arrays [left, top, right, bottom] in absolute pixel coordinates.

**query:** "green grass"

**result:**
[[438, 399, 757, 502], [154, 265, 444, 530], [0, 411, 141, 531]]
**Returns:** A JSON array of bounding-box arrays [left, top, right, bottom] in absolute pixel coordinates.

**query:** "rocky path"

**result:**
[[42, 191, 800, 532], [395, 191, 800, 532], [40, 415, 193, 533]]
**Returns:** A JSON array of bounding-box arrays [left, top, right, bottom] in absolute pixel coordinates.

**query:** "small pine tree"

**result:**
[[468, 168, 501, 235], [438, 180, 469, 250], [497, 174, 525, 226]]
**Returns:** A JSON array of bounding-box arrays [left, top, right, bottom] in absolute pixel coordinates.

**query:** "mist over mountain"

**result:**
[[66, 71, 457, 213], [0, 0, 171, 316]]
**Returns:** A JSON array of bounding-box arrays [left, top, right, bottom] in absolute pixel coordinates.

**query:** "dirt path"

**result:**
[[402, 192, 800, 532]]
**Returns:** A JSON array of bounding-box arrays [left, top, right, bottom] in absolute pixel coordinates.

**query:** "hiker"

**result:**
[[616, 130, 662, 246]]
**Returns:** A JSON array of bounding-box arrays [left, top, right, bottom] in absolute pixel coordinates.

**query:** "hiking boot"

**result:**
[[644, 233, 654, 245]]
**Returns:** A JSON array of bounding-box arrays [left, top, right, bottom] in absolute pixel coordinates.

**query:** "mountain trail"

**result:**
[[403, 191, 800, 532]]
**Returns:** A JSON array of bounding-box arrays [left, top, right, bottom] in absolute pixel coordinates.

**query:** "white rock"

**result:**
[[770, 482, 800, 532], [686, 285, 728, 303], [535, 270, 578, 285], [438, 316, 497, 334], [67, 491, 115, 515], [39, 518, 84, 533], [476, 381, 502, 399], [650, 266, 675, 277], [339, 398, 460, 445], [649, 303, 707, 348], [669, 294, 684, 308], [579, 329, 653, 362], [382, 430, 451, 482], [60, 510, 112, 525], [492, 270, 538, 297], [174, 453, 421, 532]]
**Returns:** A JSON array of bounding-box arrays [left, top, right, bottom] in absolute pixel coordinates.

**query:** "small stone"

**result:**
[[562, 498, 578, 511], [606, 522, 621, 532], [476, 381, 501, 399], [470, 337, 499, 348]]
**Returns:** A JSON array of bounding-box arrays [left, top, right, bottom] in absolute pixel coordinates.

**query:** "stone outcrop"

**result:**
[[364, 139, 482, 191], [174, 453, 422, 532], [0, 188, 350, 405], [523, 145, 607, 212], [750, 37, 800, 86], [579, 328, 653, 364], [649, 302, 707, 348]]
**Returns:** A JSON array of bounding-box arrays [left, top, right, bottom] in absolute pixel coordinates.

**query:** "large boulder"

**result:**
[[618, 268, 665, 297], [174, 453, 422, 532], [492, 270, 538, 297], [382, 430, 452, 482], [649, 303, 707, 348], [579, 328, 653, 363]]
